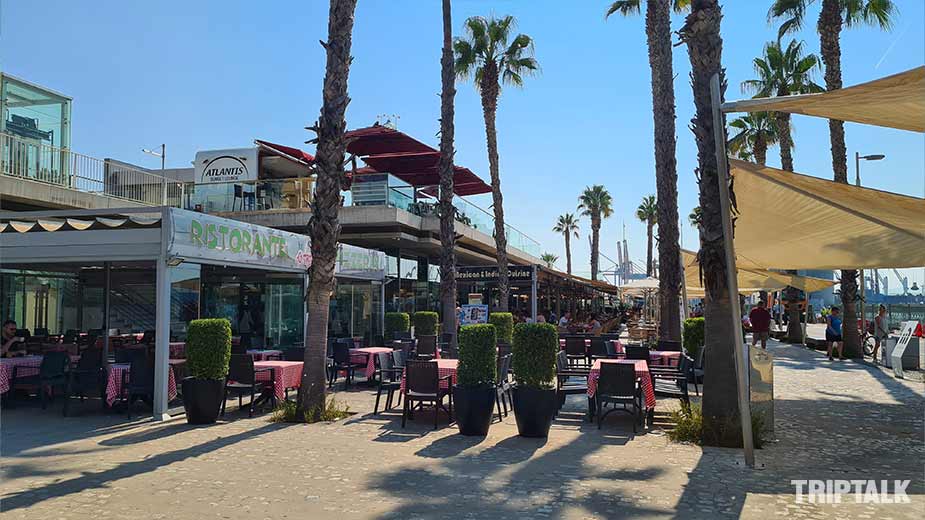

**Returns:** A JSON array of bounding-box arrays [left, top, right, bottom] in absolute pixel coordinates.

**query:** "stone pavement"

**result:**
[[1, 340, 922, 519]]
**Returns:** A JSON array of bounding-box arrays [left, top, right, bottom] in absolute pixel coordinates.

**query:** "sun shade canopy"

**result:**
[[255, 140, 315, 165], [681, 250, 836, 295], [345, 126, 492, 196], [722, 67, 925, 133], [729, 159, 925, 270]]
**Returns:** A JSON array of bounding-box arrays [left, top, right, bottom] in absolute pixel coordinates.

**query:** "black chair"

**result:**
[[494, 354, 512, 421], [650, 354, 693, 402], [222, 354, 274, 417], [555, 351, 589, 415], [564, 337, 589, 367], [329, 341, 364, 388], [283, 347, 305, 361], [370, 335, 385, 347], [33, 327, 49, 338], [393, 331, 412, 341], [12, 351, 69, 409], [604, 340, 619, 358], [625, 345, 650, 361], [63, 329, 80, 345], [656, 339, 682, 352], [415, 335, 437, 360], [374, 352, 403, 414], [589, 338, 609, 360], [391, 349, 407, 370], [15, 328, 31, 340], [402, 360, 452, 429], [595, 362, 642, 432], [139, 330, 156, 345], [63, 348, 104, 416], [689, 348, 705, 396], [123, 350, 155, 419], [231, 342, 248, 356]]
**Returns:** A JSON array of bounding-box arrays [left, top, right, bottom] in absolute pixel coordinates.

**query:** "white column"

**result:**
[[153, 256, 171, 420]]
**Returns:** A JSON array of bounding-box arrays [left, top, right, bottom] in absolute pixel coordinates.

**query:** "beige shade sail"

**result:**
[[729, 160, 925, 270], [681, 250, 836, 295], [722, 67, 925, 133]]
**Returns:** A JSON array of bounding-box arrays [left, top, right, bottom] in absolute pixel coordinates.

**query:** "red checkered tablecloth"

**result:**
[[648, 351, 681, 367], [349, 347, 393, 378], [0, 356, 43, 394], [169, 342, 186, 358], [400, 359, 457, 393], [587, 359, 656, 410], [254, 361, 303, 401], [105, 363, 177, 406]]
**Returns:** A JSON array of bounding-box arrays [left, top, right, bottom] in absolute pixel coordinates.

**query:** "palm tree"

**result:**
[[540, 253, 559, 269], [298, 0, 358, 420], [635, 195, 658, 277], [606, 0, 689, 341], [552, 214, 579, 275], [770, 0, 896, 358], [438, 0, 458, 353], [680, 0, 740, 447], [741, 38, 822, 171], [688, 206, 702, 227], [577, 185, 614, 281], [727, 112, 779, 166], [455, 15, 538, 312]]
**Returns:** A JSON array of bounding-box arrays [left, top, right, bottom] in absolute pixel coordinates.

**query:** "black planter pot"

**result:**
[[511, 386, 558, 438], [182, 377, 225, 424], [453, 385, 495, 436]]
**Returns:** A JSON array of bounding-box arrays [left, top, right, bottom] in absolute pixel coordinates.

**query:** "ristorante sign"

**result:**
[[456, 265, 534, 283], [194, 147, 258, 184]]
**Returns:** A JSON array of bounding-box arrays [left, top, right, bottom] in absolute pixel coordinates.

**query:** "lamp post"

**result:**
[[855, 152, 885, 341], [143, 144, 167, 204]]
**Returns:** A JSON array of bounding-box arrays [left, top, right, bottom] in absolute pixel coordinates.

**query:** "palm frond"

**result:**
[[672, 0, 692, 14], [605, 0, 641, 18]]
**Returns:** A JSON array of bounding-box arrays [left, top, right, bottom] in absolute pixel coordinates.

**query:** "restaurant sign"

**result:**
[[168, 209, 309, 272], [335, 244, 386, 280], [193, 147, 258, 184], [456, 265, 534, 283]]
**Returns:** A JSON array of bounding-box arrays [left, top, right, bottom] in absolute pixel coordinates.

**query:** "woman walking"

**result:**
[[826, 306, 844, 361], [872, 304, 889, 363]]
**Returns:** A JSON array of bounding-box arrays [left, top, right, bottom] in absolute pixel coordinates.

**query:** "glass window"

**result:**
[[170, 263, 201, 341]]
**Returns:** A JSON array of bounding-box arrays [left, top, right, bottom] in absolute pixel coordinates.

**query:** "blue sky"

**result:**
[[2, 0, 923, 292]]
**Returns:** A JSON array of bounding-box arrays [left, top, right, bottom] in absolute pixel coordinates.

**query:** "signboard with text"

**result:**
[[456, 265, 534, 283], [194, 147, 259, 184], [460, 304, 489, 325]]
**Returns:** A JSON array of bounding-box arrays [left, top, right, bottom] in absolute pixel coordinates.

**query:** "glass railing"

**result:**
[[181, 178, 313, 212]]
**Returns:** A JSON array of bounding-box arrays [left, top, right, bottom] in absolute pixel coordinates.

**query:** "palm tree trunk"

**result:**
[[438, 0, 457, 351], [776, 112, 794, 172], [297, 0, 357, 420], [564, 232, 572, 275], [591, 214, 600, 280], [647, 0, 682, 342], [478, 65, 509, 312], [819, 0, 859, 358], [754, 136, 767, 166], [682, 0, 741, 447], [645, 222, 654, 276]]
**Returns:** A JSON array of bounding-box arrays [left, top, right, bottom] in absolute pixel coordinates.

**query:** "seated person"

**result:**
[[588, 314, 603, 336], [2, 320, 26, 358]]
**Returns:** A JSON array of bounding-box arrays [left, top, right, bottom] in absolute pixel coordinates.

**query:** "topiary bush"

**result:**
[[186, 318, 231, 380], [511, 323, 558, 389], [385, 312, 410, 340], [489, 312, 514, 344], [457, 324, 497, 387], [413, 311, 439, 336], [682, 317, 705, 359]]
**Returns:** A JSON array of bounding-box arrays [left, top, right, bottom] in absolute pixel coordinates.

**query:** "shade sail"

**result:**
[[255, 140, 314, 165], [729, 159, 925, 270], [722, 67, 925, 133], [621, 277, 660, 295], [346, 125, 434, 155], [681, 250, 836, 294]]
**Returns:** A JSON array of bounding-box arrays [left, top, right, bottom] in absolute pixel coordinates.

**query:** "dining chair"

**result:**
[[222, 354, 274, 417], [374, 352, 403, 414], [402, 360, 452, 429], [595, 362, 641, 432]]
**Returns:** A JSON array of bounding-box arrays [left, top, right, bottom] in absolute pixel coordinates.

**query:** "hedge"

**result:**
[[682, 317, 705, 359], [512, 322, 558, 389], [413, 311, 439, 336], [457, 324, 497, 387], [385, 312, 410, 340], [489, 312, 514, 344], [186, 318, 231, 380]]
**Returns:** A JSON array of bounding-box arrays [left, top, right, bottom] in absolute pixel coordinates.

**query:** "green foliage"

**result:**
[[413, 311, 439, 336], [682, 317, 705, 359], [385, 312, 410, 340], [670, 402, 770, 449], [270, 396, 351, 423], [489, 312, 514, 344], [457, 324, 497, 387], [667, 401, 704, 444], [186, 318, 231, 380], [511, 323, 558, 390]]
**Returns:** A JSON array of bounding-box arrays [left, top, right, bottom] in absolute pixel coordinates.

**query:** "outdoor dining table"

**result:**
[[0, 355, 43, 394], [399, 359, 458, 393], [349, 347, 393, 379], [105, 361, 178, 406], [587, 359, 657, 416], [647, 351, 681, 367], [253, 360, 303, 402], [169, 342, 186, 358], [247, 349, 283, 361]]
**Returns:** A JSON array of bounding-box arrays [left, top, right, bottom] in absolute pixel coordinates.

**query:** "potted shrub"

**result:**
[[385, 312, 410, 340], [511, 322, 559, 437], [489, 312, 514, 345], [182, 318, 231, 424], [453, 324, 497, 436], [413, 311, 439, 336]]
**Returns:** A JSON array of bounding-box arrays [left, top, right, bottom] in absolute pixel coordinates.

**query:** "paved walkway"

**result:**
[[1, 341, 922, 519]]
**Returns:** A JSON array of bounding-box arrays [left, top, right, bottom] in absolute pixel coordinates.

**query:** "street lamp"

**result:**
[[142, 144, 166, 170], [855, 152, 885, 341]]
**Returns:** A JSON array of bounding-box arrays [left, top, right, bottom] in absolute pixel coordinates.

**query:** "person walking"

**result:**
[[748, 300, 772, 350], [826, 306, 844, 361], [872, 304, 889, 363]]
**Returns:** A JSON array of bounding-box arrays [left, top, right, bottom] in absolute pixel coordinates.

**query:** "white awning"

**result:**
[[682, 250, 836, 294], [722, 67, 925, 133]]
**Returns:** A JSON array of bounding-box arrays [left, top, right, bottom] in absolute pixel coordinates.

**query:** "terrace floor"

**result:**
[[1, 340, 923, 519]]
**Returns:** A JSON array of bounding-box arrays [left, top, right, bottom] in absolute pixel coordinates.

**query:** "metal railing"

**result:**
[[181, 178, 314, 213], [1, 132, 181, 206]]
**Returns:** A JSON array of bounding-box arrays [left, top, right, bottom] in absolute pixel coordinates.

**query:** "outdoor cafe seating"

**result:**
[[401, 360, 454, 429]]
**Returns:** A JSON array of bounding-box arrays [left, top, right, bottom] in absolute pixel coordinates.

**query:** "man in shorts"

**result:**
[[748, 300, 772, 350]]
